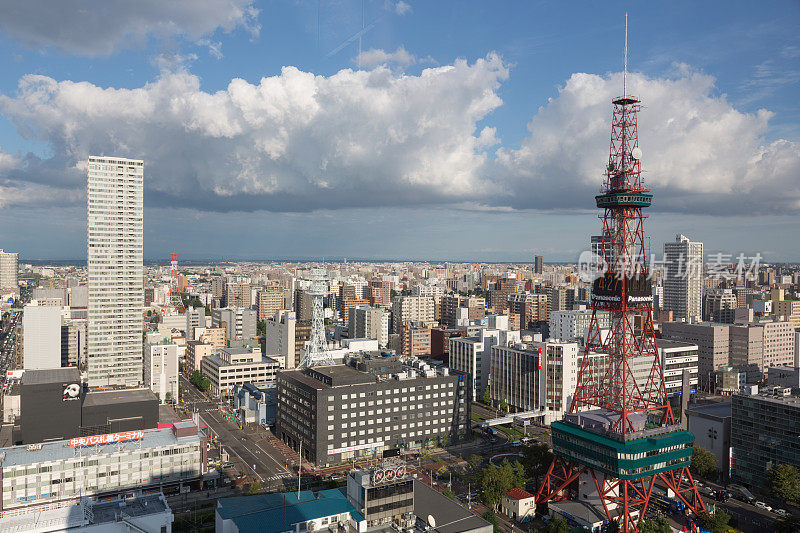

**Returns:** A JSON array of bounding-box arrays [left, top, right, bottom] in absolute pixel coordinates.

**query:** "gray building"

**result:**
[[663, 234, 703, 322], [731, 391, 800, 489], [212, 307, 257, 341], [661, 322, 729, 391], [489, 343, 546, 412], [276, 353, 471, 466], [686, 402, 732, 479]]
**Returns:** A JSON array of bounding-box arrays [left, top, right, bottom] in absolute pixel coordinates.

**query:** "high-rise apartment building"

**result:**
[[257, 284, 285, 321], [0, 249, 19, 293], [87, 156, 143, 387], [702, 289, 737, 323], [391, 296, 434, 333], [211, 307, 256, 341], [661, 322, 729, 391], [349, 306, 390, 348], [534, 255, 543, 275], [663, 234, 703, 322]]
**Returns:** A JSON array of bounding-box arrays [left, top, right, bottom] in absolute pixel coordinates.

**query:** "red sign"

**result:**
[[69, 430, 145, 447]]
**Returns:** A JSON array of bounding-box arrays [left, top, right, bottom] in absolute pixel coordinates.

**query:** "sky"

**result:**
[[0, 0, 798, 263]]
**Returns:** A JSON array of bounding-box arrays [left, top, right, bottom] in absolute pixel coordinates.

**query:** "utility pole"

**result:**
[[297, 440, 302, 497]]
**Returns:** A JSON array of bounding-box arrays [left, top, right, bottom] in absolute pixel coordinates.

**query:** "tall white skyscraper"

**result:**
[[664, 234, 703, 323], [0, 249, 19, 292], [22, 303, 62, 370], [87, 156, 144, 386]]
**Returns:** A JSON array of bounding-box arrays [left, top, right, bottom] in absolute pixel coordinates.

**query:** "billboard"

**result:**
[[69, 430, 145, 447]]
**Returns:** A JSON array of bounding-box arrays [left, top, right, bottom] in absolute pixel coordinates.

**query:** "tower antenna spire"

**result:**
[[623, 12, 628, 96]]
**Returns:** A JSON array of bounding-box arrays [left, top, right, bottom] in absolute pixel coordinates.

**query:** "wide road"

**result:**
[[178, 374, 293, 491]]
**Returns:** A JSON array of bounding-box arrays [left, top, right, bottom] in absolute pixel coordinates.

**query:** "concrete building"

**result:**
[[663, 234, 703, 322], [502, 488, 536, 523], [391, 296, 435, 333], [400, 322, 432, 358], [507, 292, 548, 328], [61, 315, 87, 368], [185, 306, 206, 340], [340, 297, 369, 327], [0, 423, 205, 513], [768, 365, 800, 388], [232, 383, 277, 426], [729, 320, 794, 380], [534, 255, 543, 275], [546, 287, 574, 314], [22, 303, 62, 370], [430, 327, 465, 362], [489, 343, 546, 413], [349, 306, 390, 348], [549, 309, 610, 344], [200, 347, 280, 398], [702, 289, 738, 323], [144, 339, 179, 403], [198, 327, 226, 349], [661, 322, 730, 391], [264, 309, 301, 369], [257, 284, 285, 322], [276, 353, 471, 466], [441, 295, 485, 328], [686, 402, 732, 479], [449, 328, 521, 401], [731, 391, 800, 489], [212, 307, 257, 341], [772, 294, 800, 330], [0, 249, 19, 293], [186, 340, 214, 372], [86, 156, 144, 387]]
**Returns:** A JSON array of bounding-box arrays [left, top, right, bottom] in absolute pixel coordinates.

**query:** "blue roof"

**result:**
[[217, 488, 364, 533]]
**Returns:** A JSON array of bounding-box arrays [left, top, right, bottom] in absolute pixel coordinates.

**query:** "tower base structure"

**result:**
[[537, 408, 706, 532]]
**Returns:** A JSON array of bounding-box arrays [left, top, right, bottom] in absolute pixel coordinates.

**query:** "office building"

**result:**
[[341, 297, 369, 327], [489, 343, 546, 413], [0, 249, 19, 293], [186, 340, 214, 372], [430, 327, 465, 362], [702, 289, 737, 323], [547, 287, 574, 314], [663, 234, 703, 322], [661, 322, 730, 391], [729, 320, 794, 380], [22, 303, 62, 370], [768, 365, 800, 388], [224, 282, 251, 309], [257, 284, 285, 321], [264, 309, 302, 369], [507, 292, 548, 328], [0, 423, 206, 513], [549, 309, 610, 343], [232, 383, 277, 425], [198, 326, 226, 349], [441, 295, 485, 328], [349, 306, 390, 348], [276, 352, 471, 466], [61, 315, 87, 367], [185, 306, 206, 341], [144, 339, 179, 403], [200, 347, 280, 398], [731, 391, 800, 489], [449, 328, 521, 401], [86, 156, 144, 387], [391, 296, 435, 333], [212, 307, 257, 341]]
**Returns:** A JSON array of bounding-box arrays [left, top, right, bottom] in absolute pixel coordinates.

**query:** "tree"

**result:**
[[190, 370, 211, 392], [257, 320, 266, 337], [246, 481, 261, 495], [639, 516, 671, 533], [522, 442, 554, 485], [699, 510, 731, 533], [442, 487, 457, 501], [480, 460, 526, 510], [769, 463, 800, 503], [605, 521, 621, 533], [483, 387, 492, 406], [464, 455, 485, 484], [543, 517, 569, 533], [690, 446, 717, 478], [481, 510, 500, 533]]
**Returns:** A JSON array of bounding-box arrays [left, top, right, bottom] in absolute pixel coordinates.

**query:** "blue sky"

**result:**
[[0, 1, 798, 262]]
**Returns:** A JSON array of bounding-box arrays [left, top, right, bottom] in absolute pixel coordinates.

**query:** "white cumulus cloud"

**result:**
[[0, 0, 260, 56], [0, 55, 509, 212], [357, 46, 416, 67]]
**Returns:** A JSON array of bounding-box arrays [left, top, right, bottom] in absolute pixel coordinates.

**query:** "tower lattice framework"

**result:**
[[536, 20, 706, 532]]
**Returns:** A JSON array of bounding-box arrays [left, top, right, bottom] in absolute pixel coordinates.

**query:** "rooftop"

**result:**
[[83, 387, 156, 407], [0, 426, 203, 468], [413, 481, 491, 533], [217, 488, 363, 533], [507, 487, 534, 500], [21, 367, 79, 386], [657, 339, 698, 350], [686, 402, 731, 420]]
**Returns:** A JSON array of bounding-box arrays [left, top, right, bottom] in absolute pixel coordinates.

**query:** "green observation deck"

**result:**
[[595, 192, 653, 209], [551, 419, 694, 481]]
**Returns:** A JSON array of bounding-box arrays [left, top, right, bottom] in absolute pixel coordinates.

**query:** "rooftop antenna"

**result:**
[[623, 12, 628, 96]]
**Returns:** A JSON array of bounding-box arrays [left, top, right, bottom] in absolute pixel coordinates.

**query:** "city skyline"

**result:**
[[0, 1, 798, 261]]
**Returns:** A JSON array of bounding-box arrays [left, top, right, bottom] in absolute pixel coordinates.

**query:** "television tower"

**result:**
[[298, 268, 335, 368], [536, 15, 706, 532], [161, 252, 186, 316]]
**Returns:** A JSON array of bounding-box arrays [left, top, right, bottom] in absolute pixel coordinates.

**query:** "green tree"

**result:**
[[777, 515, 800, 533], [639, 516, 671, 533], [190, 370, 211, 392], [483, 387, 492, 406], [257, 320, 266, 337], [769, 463, 800, 503], [481, 510, 500, 533], [522, 442, 554, 485], [499, 399, 508, 412], [543, 516, 569, 533], [699, 510, 731, 533], [690, 446, 717, 478], [442, 488, 457, 501], [480, 460, 526, 510], [246, 481, 262, 495], [464, 455, 485, 484]]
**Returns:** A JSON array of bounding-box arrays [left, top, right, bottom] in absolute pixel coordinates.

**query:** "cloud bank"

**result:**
[[0, 58, 797, 215]]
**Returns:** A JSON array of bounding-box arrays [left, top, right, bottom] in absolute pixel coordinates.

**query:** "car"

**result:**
[[774, 509, 789, 518]]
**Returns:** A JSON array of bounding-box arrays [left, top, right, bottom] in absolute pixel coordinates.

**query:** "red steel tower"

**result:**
[[536, 16, 706, 532]]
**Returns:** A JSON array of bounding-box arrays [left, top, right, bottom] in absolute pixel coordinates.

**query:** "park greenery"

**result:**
[[690, 446, 717, 479], [768, 463, 800, 504], [699, 510, 731, 533]]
